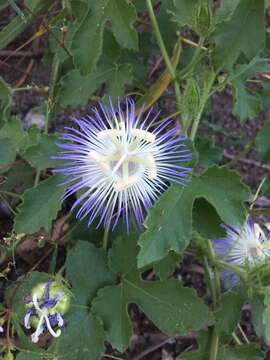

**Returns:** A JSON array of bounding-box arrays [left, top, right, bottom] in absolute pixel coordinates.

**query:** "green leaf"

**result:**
[[106, 0, 138, 50], [256, 120, 270, 164], [50, 309, 105, 360], [71, 2, 109, 75], [138, 166, 250, 267], [0, 117, 27, 152], [215, 0, 241, 24], [108, 234, 138, 275], [215, 289, 246, 341], [193, 198, 225, 239], [23, 134, 59, 170], [93, 236, 212, 352], [219, 345, 263, 360], [71, 0, 138, 74], [14, 175, 66, 234], [92, 284, 132, 352], [1, 162, 35, 195], [59, 63, 133, 107], [212, 0, 265, 68], [177, 331, 211, 359], [229, 57, 270, 121], [263, 291, 270, 344], [66, 241, 115, 305], [250, 295, 267, 342], [196, 138, 222, 168], [170, 0, 200, 29], [232, 79, 261, 121], [105, 63, 133, 104], [59, 69, 106, 107], [0, 138, 16, 165], [153, 251, 180, 281]]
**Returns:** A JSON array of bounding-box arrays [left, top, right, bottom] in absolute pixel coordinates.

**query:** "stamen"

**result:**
[[114, 175, 139, 191], [131, 129, 155, 142], [254, 223, 266, 241], [146, 154, 157, 180], [24, 311, 32, 329], [44, 316, 61, 338], [97, 129, 122, 140], [57, 313, 64, 327], [31, 316, 45, 343], [89, 150, 111, 175]]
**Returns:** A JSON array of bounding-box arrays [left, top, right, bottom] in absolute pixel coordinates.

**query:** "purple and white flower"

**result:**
[[55, 98, 191, 230], [213, 218, 270, 288], [24, 280, 70, 343]]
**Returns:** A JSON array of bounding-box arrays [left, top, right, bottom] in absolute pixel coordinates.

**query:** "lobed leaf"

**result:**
[[14, 174, 66, 234], [138, 166, 251, 267]]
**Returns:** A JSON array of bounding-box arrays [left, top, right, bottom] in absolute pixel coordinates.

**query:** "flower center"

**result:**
[[89, 128, 157, 191]]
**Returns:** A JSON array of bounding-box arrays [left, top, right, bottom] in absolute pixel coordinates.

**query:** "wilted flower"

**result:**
[[24, 280, 70, 343], [213, 218, 270, 289], [55, 98, 191, 230]]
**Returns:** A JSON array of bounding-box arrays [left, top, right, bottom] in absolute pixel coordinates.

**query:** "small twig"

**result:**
[[0, 50, 44, 57], [224, 150, 270, 171], [237, 323, 250, 344], [15, 58, 35, 87], [180, 36, 208, 51], [131, 337, 173, 360]]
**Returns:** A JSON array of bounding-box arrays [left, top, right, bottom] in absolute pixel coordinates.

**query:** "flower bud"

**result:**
[[195, 0, 213, 37]]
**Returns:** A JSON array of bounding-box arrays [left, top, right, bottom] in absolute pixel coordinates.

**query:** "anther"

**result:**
[[131, 129, 156, 142], [114, 175, 139, 191], [98, 129, 122, 140], [146, 154, 157, 180], [89, 150, 111, 175]]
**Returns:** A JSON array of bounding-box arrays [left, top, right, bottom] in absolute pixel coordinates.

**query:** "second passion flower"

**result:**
[[54, 98, 192, 230]]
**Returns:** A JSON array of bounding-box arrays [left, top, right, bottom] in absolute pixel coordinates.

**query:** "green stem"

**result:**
[[210, 330, 219, 360], [203, 256, 216, 306], [34, 169, 41, 187], [190, 70, 216, 141], [45, 54, 60, 134], [215, 259, 246, 281], [146, 0, 182, 117], [0, 190, 23, 200], [102, 224, 110, 251], [146, 0, 175, 79], [177, 37, 205, 80], [206, 240, 221, 360], [0, 195, 17, 216]]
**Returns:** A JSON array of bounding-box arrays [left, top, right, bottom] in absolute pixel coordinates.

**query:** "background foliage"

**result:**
[[0, 0, 270, 359]]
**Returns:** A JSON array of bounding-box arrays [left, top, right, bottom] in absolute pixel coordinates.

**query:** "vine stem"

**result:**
[[0, 190, 23, 199], [190, 70, 216, 141], [207, 240, 221, 360], [145, 0, 182, 116]]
